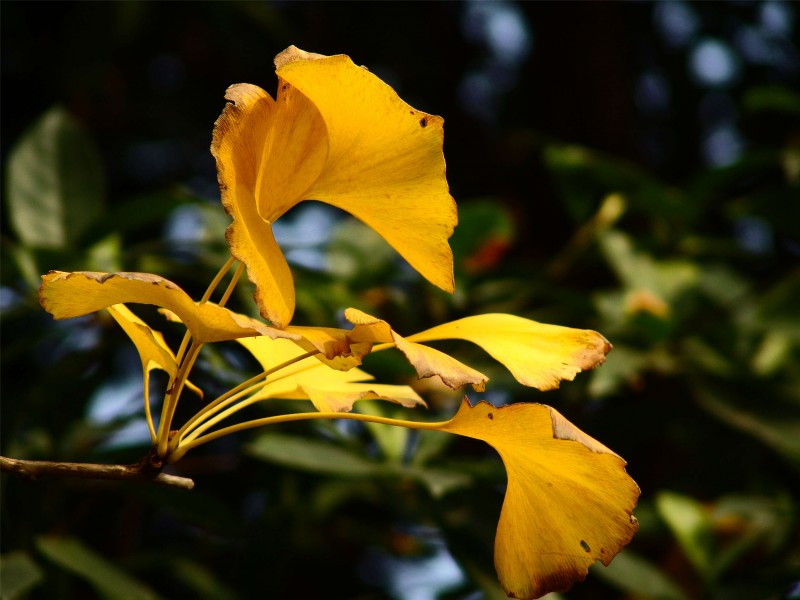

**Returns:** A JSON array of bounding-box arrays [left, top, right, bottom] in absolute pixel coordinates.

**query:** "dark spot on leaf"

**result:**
[[580, 540, 591, 553], [419, 117, 427, 128], [487, 412, 494, 420]]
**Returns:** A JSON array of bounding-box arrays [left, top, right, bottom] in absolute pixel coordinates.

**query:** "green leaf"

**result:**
[[86, 233, 122, 273], [407, 465, 472, 499], [358, 402, 409, 463], [598, 230, 698, 302], [7, 107, 105, 249], [655, 492, 715, 579], [753, 272, 800, 341], [4, 241, 41, 290], [412, 429, 454, 466], [592, 550, 689, 600], [0, 551, 44, 600], [326, 219, 396, 280], [168, 557, 237, 600], [35, 536, 157, 600], [246, 433, 383, 477], [588, 345, 648, 398], [543, 144, 681, 222]]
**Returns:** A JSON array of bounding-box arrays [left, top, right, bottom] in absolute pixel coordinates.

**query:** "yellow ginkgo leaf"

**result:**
[[345, 308, 488, 391], [405, 313, 612, 391], [300, 384, 425, 413], [107, 304, 178, 379], [283, 325, 373, 371], [238, 337, 424, 412], [107, 304, 178, 442], [40, 271, 296, 344], [436, 400, 639, 599], [212, 46, 457, 328], [160, 305, 372, 371]]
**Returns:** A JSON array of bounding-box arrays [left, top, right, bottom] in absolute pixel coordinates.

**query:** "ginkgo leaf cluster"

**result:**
[[37, 46, 638, 599]]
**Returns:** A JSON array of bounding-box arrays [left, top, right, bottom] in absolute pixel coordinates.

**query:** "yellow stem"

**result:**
[[201, 256, 236, 303], [174, 333, 192, 372], [174, 257, 236, 366], [169, 411, 448, 463], [218, 262, 244, 308], [143, 373, 157, 444], [177, 350, 321, 442], [177, 373, 267, 440], [156, 257, 237, 453], [158, 341, 202, 456]]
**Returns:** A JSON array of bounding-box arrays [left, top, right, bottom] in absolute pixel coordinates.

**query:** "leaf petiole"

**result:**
[[168, 410, 447, 463], [176, 350, 321, 443]]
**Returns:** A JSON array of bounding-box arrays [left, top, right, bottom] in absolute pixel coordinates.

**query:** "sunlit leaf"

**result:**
[[212, 46, 456, 327], [238, 336, 424, 412], [346, 308, 488, 390], [39, 271, 296, 343], [283, 324, 372, 370], [405, 313, 612, 391], [107, 304, 178, 440], [107, 304, 178, 378], [436, 400, 639, 599]]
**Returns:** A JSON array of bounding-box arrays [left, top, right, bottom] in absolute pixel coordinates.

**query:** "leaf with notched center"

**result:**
[[436, 400, 639, 599]]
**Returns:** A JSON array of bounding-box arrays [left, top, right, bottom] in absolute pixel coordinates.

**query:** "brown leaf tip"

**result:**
[[575, 331, 613, 371]]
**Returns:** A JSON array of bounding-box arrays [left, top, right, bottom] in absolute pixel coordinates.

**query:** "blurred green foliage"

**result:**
[[2, 2, 800, 599]]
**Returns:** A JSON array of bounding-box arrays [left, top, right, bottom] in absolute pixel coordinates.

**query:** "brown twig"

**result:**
[[0, 455, 194, 490]]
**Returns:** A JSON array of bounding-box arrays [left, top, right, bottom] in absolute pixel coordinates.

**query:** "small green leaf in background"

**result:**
[[7, 107, 105, 250], [358, 402, 410, 463], [592, 550, 689, 600], [86, 233, 123, 273], [168, 557, 237, 600], [656, 491, 715, 579], [406, 465, 472, 499], [35, 536, 157, 600], [0, 551, 44, 600], [246, 432, 382, 477]]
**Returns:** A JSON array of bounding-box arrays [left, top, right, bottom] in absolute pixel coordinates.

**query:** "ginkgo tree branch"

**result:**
[[0, 455, 195, 490]]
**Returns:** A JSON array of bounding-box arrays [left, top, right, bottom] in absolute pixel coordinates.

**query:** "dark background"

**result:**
[[2, 2, 799, 599]]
